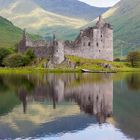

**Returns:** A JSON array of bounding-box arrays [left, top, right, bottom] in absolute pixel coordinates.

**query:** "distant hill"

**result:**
[[0, 0, 86, 36], [0, 16, 22, 48], [84, 0, 140, 57], [0, 0, 109, 39], [3, 0, 140, 58], [33, 0, 109, 21], [0, 16, 39, 48]]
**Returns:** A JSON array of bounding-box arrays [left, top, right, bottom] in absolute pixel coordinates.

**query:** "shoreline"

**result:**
[[0, 67, 139, 74]]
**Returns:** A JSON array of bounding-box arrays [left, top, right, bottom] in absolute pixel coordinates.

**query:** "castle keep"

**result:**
[[18, 16, 113, 64], [65, 16, 113, 61]]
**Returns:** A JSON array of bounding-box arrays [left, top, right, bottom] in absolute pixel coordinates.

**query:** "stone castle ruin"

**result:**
[[18, 16, 113, 65]]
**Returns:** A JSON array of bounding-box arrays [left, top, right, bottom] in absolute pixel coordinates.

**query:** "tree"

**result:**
[[0, 48, 12, 66], [127, 51, 140, 67], [114, 58, 120, 62], [126, 74, 140, 90], [25, 49, 36, 61], [3, 53, 29, 67]]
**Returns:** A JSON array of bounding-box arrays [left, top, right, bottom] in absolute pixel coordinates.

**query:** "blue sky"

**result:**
[[78, 0, 120, 7]]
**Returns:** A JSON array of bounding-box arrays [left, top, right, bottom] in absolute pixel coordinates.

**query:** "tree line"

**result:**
[[114, 51, 140, 67], [0, 48, 36, 67], [0, 47, 140, 68]]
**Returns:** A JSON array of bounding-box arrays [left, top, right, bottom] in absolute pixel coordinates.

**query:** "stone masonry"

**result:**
[[18, 16, 113, 63], [64, 15, 113, 61]]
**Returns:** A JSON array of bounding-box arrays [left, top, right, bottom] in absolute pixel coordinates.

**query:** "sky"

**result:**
[[78, 0, 120, 7]]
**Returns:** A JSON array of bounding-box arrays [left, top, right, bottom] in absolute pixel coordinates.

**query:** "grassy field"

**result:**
[[0, 56, 139, 74]]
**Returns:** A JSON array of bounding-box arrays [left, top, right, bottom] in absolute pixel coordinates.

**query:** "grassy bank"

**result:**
[[0, 56, 139, 74], [66, 56, 140, 72], [0, 67, 139, 74], [0, 67, 80, 74]]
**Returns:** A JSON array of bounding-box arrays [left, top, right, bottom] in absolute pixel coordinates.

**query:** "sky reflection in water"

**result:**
[[0, 73, 140, 140]]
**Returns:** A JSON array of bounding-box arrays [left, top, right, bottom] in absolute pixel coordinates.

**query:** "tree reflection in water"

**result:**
[[126, 73, 140, 91], [19, 89, 27, 114]]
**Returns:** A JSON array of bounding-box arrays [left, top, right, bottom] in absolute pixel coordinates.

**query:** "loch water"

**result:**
[[0, 73, 140, 140]]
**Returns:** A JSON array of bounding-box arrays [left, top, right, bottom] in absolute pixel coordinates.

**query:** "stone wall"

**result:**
[[18, 16, 113, 62], [19, 35, 53, 58], [26, 40, 47, 47], [64, 20, 113, 61], [29, 46, 52, 58]]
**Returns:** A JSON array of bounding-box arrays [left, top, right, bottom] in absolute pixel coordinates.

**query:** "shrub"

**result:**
[[0, 48, 12, 66], [76, 60, 80, 67], [127, 51, 140, 67], [3, 53, 30, 67], [114, 58, 120, 62], [25, 49, 36, 61]]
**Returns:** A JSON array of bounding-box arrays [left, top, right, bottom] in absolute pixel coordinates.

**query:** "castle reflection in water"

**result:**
[[18, 73, 113, 124]]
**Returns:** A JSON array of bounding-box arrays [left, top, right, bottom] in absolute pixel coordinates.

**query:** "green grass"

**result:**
[[0, 56, 139, 74], [66, 55, 140, 72], [0, 67, 79, 74], [0, 16, 40, 48]]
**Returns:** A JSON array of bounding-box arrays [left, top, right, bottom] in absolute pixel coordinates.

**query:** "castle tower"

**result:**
[[51, 34, 64, 65], [64, 15, 113, 61], [52, 33, 56, 54], [93, 15, 113, 61], [96, 15, 105, 28], [99, 15, 102, 21], [18, 29, 27, 53], [48, 35, 65, 68], [53, 34, 56, 43], [52, 41, 65, 65], [23, 28, 27, 41]]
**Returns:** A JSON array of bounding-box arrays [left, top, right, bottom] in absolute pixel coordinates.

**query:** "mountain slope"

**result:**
[[0, 0, 109, 39], [33, 0, 109, 21], [84, 0, 140, 57], [0, 16, 22, 48], [0, 0, 87, 37], [0, 16, 39, 48]]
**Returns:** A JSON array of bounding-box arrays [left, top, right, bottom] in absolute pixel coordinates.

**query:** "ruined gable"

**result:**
[[64, 16, 113, 61], [18, 16, 113, 63]]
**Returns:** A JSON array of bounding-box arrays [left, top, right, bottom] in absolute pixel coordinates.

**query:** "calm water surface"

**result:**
[[0, 73, 140, 140]]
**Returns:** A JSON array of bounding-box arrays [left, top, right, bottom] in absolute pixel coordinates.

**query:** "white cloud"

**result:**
[[78, 0, 120, 7]]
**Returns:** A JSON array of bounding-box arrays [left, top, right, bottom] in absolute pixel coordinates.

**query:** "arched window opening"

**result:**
[[97, 42, 99, 47], [83, 42, 86, 46], [88, 42, 91, 46]]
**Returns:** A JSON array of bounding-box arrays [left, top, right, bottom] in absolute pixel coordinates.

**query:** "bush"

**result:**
[[114, 58, 120, 62], [127, 51, 140, 67], [25, 49, 36, 61], [76, 60, 80, 67], [3, 53, 30, 67], [0, 48, 12, 66]]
